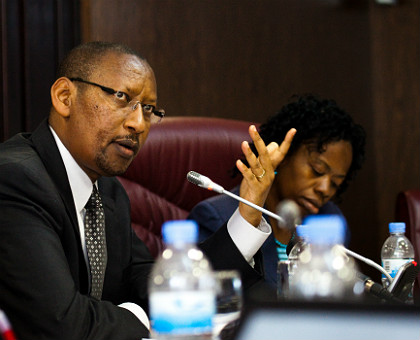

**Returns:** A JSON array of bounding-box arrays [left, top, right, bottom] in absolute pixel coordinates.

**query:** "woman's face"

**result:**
[[273, 140, 353, 217]]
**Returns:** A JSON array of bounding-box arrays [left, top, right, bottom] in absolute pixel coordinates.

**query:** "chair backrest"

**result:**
[[117, 116, 254, 257], [395, 189, 420, 298]]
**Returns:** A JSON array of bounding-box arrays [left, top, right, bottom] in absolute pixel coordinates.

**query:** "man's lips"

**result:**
[[113, 139, 139, 157]]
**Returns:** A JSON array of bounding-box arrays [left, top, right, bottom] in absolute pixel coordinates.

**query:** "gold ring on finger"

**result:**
[[256, 169, 266, 179]]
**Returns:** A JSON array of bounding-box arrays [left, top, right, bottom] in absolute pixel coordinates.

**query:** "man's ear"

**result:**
[[50, 77, 74, 118]]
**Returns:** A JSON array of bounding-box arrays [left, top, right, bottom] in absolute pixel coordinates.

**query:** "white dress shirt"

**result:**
[[50, 127, 151, 329]]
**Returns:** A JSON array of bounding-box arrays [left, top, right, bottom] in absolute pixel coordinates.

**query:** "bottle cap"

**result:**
[[162, 220, 198, 244], [295, 224, 309, 241], [302, 214, 346, 245], [389, 222, 406, 233]]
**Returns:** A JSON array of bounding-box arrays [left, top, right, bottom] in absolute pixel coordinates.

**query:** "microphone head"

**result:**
[[276, 199, 301, 232], [187, 171, 202, 186], [186, 171, 225, 193]]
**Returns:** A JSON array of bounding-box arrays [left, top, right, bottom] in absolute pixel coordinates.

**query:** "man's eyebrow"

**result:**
[[123, 85, 157, 103], [121, 85, 133, 94]]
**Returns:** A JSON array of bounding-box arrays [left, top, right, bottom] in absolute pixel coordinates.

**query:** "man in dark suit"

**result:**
[[0, 41, 294, 340]]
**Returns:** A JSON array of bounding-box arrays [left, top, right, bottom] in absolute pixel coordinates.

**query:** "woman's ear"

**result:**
[[50, 77, 73, 118]]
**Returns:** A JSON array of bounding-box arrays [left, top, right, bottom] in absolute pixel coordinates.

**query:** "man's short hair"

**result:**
[[56, 41, 146, 80]]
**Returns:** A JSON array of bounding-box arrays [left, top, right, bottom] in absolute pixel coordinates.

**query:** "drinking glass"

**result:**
[[212, 270, 243, 339]]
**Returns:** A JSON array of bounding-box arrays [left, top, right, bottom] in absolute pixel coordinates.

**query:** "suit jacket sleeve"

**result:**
[[188, 191, 239, 243], [189, 189, 264, 289], [189, 199, 229, 242], [198, 222, 264, 290]]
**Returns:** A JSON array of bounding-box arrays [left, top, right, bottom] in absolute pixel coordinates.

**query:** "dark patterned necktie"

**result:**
[[84, 186, 107, 300]]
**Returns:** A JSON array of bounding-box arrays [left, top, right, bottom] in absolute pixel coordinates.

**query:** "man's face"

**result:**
[[273, 140, 353, 217], [67, 52, 158, 181]]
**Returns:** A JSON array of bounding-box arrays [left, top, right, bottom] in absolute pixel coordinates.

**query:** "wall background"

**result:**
[[2, 0, 419, 279]]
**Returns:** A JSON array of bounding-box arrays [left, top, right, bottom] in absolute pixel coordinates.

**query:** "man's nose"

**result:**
[[124, 103, 147, 133]]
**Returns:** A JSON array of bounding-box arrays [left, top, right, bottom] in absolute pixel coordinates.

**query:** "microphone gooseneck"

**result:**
[[186, 171, 285, 224], [337, 245, 393, 283]]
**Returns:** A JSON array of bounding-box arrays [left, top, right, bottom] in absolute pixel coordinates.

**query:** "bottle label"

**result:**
[[150, 290, 215, 335], [381, 258, 414, 279]]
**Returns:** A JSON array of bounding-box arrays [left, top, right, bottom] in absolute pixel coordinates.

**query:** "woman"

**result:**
[[188, 94, 366, 286]]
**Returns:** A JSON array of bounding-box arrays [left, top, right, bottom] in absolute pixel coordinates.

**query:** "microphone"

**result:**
[[187, 171, 224, 194], [186, 171, 285, 224], [276, 199, 301, 232], [339, 247, 420, 304]]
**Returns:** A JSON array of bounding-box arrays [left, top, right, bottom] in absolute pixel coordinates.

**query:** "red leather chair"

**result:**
[[395, 189, 420, 300], [117, 117, 254, 258]]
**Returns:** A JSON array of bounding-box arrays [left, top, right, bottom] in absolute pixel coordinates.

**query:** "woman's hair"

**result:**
[[235, 94, 366, 202]]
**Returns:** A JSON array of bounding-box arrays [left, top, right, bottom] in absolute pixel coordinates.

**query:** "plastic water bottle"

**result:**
[[287, 224, 309, 278], [276, 259, 290, 300], [277, 225, 308, 300], [289, 215, 361, 301], [381, 222, 415, 289], [149, 220, 216, 340]]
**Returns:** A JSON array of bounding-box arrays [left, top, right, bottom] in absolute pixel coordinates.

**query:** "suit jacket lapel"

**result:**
[[30, 118, 80, 237]]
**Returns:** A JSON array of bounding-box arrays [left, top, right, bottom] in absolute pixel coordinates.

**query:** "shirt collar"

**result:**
[[49, 126, 95, 213]]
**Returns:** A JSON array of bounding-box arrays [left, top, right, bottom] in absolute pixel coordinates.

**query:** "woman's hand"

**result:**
[[236, 126, 296, 227]]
